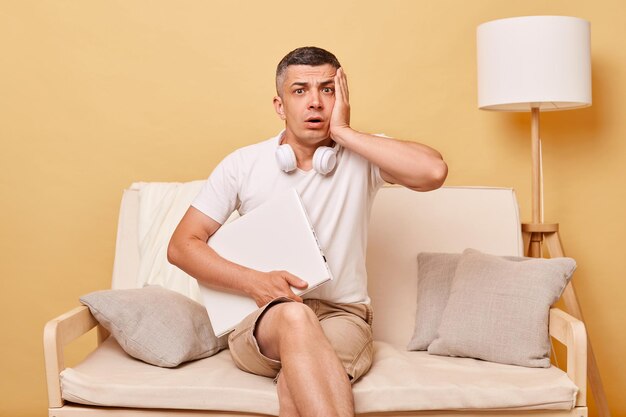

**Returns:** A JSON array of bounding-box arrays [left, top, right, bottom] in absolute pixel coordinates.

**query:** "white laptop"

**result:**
[[198, 189, 333, 337]]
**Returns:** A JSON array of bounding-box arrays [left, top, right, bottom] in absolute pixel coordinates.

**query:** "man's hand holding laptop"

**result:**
[[247, 270, 309, 306]]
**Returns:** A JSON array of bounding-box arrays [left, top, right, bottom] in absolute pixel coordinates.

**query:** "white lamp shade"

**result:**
[[477, 16, 591, 112]]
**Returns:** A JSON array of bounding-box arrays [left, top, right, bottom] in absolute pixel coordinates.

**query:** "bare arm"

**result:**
[[167, 206, 308, 307], [330, 68, 448, 191]]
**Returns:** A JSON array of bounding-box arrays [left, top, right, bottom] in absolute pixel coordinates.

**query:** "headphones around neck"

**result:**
[[275, 141, 337, 175]]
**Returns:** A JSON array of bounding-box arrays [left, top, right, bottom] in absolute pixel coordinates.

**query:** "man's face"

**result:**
[[274, 64, 337, 145]]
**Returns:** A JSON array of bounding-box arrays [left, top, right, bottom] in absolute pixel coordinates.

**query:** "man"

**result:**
[[168, 46, 447, 417]]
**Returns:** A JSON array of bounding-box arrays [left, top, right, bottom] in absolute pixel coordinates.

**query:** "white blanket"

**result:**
[[132, 181, 205, 302]]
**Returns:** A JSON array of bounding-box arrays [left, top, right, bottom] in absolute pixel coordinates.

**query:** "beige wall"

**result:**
[[1, 1, 624, 416]]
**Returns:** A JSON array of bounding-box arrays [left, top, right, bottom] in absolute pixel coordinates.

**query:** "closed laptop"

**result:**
[[198, 189, 333, 337]]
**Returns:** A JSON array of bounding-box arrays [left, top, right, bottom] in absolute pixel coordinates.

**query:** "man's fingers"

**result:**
[[339, 67, 349, 101], [331, 67, 351, 131], [334, 67, 348, 102], [334, 68, 343, 101], [282, 272, 305, 303], [284, 272, 308, 289], [289, 292, 304, 303]]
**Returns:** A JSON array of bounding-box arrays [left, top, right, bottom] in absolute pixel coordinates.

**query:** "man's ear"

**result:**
[[273, 96, 286, 120]]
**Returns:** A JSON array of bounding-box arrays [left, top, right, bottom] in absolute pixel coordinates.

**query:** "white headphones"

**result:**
[[275, 142, 337, 175]]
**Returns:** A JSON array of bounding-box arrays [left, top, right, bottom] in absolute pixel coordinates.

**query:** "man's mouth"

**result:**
[[305, 117, 323, 124]]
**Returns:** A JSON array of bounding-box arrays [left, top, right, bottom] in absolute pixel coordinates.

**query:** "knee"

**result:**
[[272, 302, 318, 332], [255, 302, 319, 352], [273, 302, 321, 336]]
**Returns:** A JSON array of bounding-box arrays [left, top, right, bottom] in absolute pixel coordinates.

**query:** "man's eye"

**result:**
[[294, 89, 304, 94], [322, 87, 334, 93]]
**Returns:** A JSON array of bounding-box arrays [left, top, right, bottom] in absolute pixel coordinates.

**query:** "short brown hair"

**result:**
[[275, 47, 341, 95]]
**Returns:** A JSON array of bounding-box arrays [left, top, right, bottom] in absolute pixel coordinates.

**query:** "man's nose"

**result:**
[[308, 91, 322, 109]]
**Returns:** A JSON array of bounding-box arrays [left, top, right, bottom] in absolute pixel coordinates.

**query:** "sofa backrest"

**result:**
[[111, 184, 522, 347]]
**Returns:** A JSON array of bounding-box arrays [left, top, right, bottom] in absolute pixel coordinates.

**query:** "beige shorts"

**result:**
[[227, 297, 374, 383]]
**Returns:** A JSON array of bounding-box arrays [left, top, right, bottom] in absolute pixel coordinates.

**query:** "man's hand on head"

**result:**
[[330, 67, 353, 143], [249, 270, 309, 307]]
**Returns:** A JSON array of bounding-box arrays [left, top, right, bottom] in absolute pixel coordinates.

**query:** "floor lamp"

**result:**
[[477, 16, 610, 417]]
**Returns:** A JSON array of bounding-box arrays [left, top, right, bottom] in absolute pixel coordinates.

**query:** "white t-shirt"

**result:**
[[192, 131, 385, 304]]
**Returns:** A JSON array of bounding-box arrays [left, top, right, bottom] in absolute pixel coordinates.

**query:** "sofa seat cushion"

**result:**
[[61, 338, 578, 414], [357, 343, 577, 412]]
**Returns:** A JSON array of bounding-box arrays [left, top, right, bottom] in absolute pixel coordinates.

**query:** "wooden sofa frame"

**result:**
[[44, 306, 587, 416], [44, 185, 588, 417]]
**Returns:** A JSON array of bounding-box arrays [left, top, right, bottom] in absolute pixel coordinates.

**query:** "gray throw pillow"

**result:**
[[80, 285, 227, 367], [407, 252, 461, 351], [407, 252, 528, 351], [427, 248, 576, 368]]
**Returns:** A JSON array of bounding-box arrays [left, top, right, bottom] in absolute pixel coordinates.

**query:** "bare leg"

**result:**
[[255, 302, 354, 417], [276, 373, 300, 417]]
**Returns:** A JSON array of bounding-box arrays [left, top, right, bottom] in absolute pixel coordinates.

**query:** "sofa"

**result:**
[[44, 183, 587, 417]]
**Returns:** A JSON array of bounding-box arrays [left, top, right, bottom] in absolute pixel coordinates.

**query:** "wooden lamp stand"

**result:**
[[521, 108, 610, 417]]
